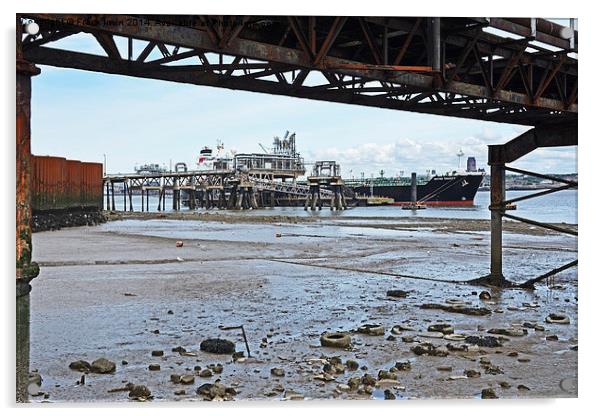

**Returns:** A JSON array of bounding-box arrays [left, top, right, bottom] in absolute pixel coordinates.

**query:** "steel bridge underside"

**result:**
[[21, 14, 577, 127]]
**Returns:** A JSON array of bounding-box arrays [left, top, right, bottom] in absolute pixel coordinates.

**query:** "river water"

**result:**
[[105, 189, 577, 224]]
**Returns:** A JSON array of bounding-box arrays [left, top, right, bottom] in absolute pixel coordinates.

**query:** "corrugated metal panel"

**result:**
[[65, 159, 82, 209], [32, 156, 66, 211], [31, 155, 102, 211], [81, 162, 103, 208]]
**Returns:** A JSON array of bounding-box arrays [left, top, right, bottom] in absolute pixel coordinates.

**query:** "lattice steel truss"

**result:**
[[20, 15, 577, 126]]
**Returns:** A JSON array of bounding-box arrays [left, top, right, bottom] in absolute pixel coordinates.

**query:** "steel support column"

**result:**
[[489, 162, 506, 286], [16, 20, 41, 402]]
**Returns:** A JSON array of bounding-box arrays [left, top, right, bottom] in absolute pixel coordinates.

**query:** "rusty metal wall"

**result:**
[[81, 162, 103, 208], [31, 155, 102, 211], [65, 159, 82, 209]]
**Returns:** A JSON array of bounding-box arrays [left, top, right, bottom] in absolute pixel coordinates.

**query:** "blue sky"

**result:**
[[29, 32, 577, 177]]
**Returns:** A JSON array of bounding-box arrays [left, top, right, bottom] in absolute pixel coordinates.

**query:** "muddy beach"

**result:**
[[29, 212, 578, 402]]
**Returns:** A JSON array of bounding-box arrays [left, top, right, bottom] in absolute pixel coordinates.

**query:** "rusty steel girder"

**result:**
[[20, 14, 577, 126]]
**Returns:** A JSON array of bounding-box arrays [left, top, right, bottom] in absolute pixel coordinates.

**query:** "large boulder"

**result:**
[[90, 358, 116, 374], [200, 338, 236, 354]]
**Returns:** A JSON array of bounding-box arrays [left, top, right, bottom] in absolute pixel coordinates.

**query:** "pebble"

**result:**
[[180, 375, 195, 385], [209, 363, 224, 374], [481, 388, 498, 399], [395, 361, 411, 371], [479, 291, 492, 300], [128, 384, 151, 399], [464, 369, 481, 378], [69, 360, 91, 372], [345, 359, 359, 371], [196, 368, 211, 377], [348, 377, 361, 390], [427, 324, 454, 334], [384, 389, 396, 400]]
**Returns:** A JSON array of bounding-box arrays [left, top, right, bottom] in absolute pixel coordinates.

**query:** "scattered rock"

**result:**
[[151, 350, 164, 357], [357, 324, 385, 336], [208, 363, 224, 374], [90, 358, 116, 374], [384, 389, 396, 400], [386, 290, 408, 298], [345, 359, 359, 371], [170, 374, 181, 383], [479, 291, 492, 300], [428, 324, 454, 334], [69, 360, 91, 373], [129, 384, 151, 400], [320, 332, 352, 348], [499, 381, 511, 389], [523, 321, 545, 331], [378, 370, 397, 381], [200, 338, 236, 354], [411, 342, 448, 357], [401, 336, 415, 343], [270, 368, 285, 377], [198, 369, 212, 377], [386, 335, 396, 341], [175, 241, 184, 247], [148, 364, 160, 371], [464, 369, 481, 378], [481, 388, 498, 399], [174, 389, 186, 396], [361, 373, 376, 386], [394, 361, 411, 371], [348, 377, 361, 390], [437, 366, 452, 372], [482, 363, 504, 375], [517, 384, 531, 391], [196, 381, 237, 401], [121, 360, 128, 365], [180, 374, 195, 385], [546, 335, 559, 341], [29, 371, 43, 386], [172, 346, 187, 354]]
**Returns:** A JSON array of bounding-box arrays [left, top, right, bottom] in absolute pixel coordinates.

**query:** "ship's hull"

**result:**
[[352, 174, 484, 206]]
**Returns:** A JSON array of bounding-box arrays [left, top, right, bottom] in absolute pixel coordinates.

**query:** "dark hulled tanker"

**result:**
[[348, 158, 485, 206]]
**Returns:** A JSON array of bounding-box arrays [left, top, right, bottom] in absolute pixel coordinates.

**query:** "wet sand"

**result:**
[[29, 212, 578, 402]]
